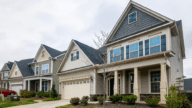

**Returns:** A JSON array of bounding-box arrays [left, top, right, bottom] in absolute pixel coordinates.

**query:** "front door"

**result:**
[[110, 78, 114, 96]]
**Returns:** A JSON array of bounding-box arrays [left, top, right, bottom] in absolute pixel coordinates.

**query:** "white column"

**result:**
[[114, 70, 119, 95], [123, 70, 126, 94], [5, 83, 7, 89], [28, 80, 30, 91], [134, 67, 140, 102], [23, 80, 26, 90], [40, 78, 42, 91], [160, 63, 167, 104], [50, 78, 53, 91]]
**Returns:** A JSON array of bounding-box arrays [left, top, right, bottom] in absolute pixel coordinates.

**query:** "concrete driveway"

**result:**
[[8, 100, 70, 108]]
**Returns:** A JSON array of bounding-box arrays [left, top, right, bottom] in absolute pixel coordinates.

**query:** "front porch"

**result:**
[[24, 77, 53, 92], [105, 63, 169, 104]]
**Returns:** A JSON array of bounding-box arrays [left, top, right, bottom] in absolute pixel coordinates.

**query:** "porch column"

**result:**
[[114, 70, 119, 95], [5, 83, 7, 89], [28, 80, 30, 91], [40, 78, 42, 91], [160, 63, 167, 104], [50, 79, 53, 91], [133, 67, 140, 102], [23, 80, 26, 90], [123, 70, 126, 94]]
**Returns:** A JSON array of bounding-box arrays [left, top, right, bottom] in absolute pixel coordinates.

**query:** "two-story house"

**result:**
[[57, 1, 185, 104], [8, 44, 66, 95], [0, 61, 13, 89]]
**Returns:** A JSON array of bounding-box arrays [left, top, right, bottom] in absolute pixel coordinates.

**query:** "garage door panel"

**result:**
[[10, 84, 23, 95], [63, 80, 90, 99]]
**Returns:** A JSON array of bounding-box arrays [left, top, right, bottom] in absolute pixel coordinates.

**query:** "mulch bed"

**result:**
[[71, 102, 167, 108]]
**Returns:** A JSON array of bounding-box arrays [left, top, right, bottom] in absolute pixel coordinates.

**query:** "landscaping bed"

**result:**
[[57, 102, 167, 108]]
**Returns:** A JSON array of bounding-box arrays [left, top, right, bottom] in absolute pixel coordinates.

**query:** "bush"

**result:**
[[31, 91, 36, 97], [145, 97, 160, 107], [98, 97, 103, 104], [36, 91, 44, 98], [82, 96, 89, 100], [165, 86, 192, 108], [91, 95, 98, 101], [81, 98, 88, 105], [20, 90, 33, 98], [44, 91, 51, 98], [109, 95, 122, 103], [70, 97, 80, 105], [51, 85, 58, 98], [123, 95, 137, 105]]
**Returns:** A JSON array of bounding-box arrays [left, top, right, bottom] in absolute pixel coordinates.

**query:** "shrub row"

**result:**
[[20, 90, 36, 98], [70, 96, 89, 105]]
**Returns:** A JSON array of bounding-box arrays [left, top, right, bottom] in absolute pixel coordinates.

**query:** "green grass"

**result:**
[[0, 97, 38, 108], [56, 104, 95, 108], [43, 97, 60, 101]]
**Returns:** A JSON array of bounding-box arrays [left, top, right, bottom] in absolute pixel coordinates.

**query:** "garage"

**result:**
[[10, 84, 23, 95], [63, 79, 90, 99]]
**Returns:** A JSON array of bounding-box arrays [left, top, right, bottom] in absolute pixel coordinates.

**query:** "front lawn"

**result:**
[[0, 97, 38, 108], [43, 97, 60, 101]]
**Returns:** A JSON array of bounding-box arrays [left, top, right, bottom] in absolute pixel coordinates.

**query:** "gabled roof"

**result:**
[[6, 62, 13, 70], [74, 40, 104, 64], [104, 0, 174, 45], [42, 44, 65, 58], [16, 58, 34, 77]]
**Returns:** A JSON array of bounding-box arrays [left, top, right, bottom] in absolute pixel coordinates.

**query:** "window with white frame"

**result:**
[[130, 73, 134, 93], [151, 71, 160, 93], [128, 12, 137, 24], [113, 48, 121, 62], [35, 66, 39, 75], [15, 67, 18, 76], [42, 64, 49, 74], [4, 73, 8, 79], [42, 81, 48, 92], [150, 36, 161, 54], [42, 50, 45, 57], [71, 51, 79, 61], [130, 42, 139, 58], [73, 52, 77, 60]]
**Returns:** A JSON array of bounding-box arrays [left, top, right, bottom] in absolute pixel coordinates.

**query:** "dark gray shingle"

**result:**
[[42, 44, 66, 58]]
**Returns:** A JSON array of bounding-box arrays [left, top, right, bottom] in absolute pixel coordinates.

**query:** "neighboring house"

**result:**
[[57, 1, 185, 104], [8, 44, 66, 95], [0, 61, 13, 89]]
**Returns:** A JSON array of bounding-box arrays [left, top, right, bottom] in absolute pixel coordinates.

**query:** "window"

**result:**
[[150, 36, 160, 54], [73, 82, 75, 85], [110, 47, 124, 62], [71, 51, 79, 61], [4, 73, 8, 79], [129, 12, 137, 24], [15, 67, 18, 76], [151, 71, 160, 93], [42, 50, 45, 57], [130, 42, 139, 58], [87, 81, 89, 83], [130, 74, 134, 93], [42, 81, 48, 92], [42, 64, 49, 74], [35, 66, 39, 75], [76, 82, 79, 84], [80, 81, 82, 84]]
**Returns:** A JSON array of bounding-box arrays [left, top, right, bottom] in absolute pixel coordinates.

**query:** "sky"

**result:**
[[0, 0, 192, 78]]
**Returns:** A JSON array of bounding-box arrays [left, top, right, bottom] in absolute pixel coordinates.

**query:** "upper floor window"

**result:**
[[128, 12, 137, 24], [150, 36, 161, 54], [130, 42, 139, 58], [42, 64, 49, 74], [71, 51, 79, 61], [110, 47, 124, 63], [4, 73, 8, 79], [42, 50, 45, 57], [15, 67, 17, 76], [35, 66, 39, 75]]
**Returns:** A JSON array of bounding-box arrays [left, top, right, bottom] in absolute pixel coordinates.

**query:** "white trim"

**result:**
[[148, 68, 160, 93], [41, 64, 49, 75], [128, 11, 137, 24], [51, 60, 53, 73], [10, 82, 23, 85], [32, 59, 49, 63]]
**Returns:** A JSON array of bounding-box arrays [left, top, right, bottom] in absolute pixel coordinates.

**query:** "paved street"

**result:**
[[7, 100, 70, 108]]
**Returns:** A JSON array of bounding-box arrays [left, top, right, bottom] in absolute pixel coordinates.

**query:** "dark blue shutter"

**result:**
[[139, 41, 143, 57], [145, 39, 149, 55], [121, 47, 124, 60], [76, 51, 79, 59], [71, 53, 73, 61], [126, 45, 129, 59], [161, 35, 166, 52], [110, 50, 113, 63]]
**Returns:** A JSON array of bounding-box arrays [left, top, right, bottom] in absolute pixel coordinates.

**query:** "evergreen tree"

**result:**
[[51, 84, 58, 98]]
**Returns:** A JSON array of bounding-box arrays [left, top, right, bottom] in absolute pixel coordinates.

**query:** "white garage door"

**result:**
[[11, 84, 23, 95], [63, 80, 90, 99]]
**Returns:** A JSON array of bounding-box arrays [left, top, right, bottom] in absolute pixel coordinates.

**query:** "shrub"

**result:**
[[109, 95, 122, 103], [91, 95, 98, 101], [36, 91, 44, 98], [70, 97, 80, 105], [20, 90, 33, 98], [44, 91, 51, 98], [81, 98, 88, 105], [165, 86, 192, 108], [98, 97, 103, 104], [82, 96, 89, 100], [51, 85, 58, 98], [31, 91, 36, 97], [145, 97, 160, 107], [123, 95, 137, 105]]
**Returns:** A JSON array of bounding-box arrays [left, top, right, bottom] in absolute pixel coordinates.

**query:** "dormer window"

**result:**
[[71, 51, 79, 61], [15, 67, 17, 76], [42, 50, 45, 57], [128, 12, 137, 24]]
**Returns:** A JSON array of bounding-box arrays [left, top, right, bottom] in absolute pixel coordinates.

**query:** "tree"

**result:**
[[51, 84, 58, 98], [93, 31, 108, 48]]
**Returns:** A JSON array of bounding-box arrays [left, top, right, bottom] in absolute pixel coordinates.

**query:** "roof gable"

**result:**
[[6, 62, 13, 70], [104, 1, 173, 45]]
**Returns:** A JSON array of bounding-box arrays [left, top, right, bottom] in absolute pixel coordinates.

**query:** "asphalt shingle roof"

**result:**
[[176, 20, 181, 30], [42, 44, 66, 58], [16, 58, 34, 77], [73, 40, 104, 64], [6, 62, 13, 70]]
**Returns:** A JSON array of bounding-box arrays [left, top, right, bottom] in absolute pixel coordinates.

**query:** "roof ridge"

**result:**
[[42, 44, 62, 52]]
